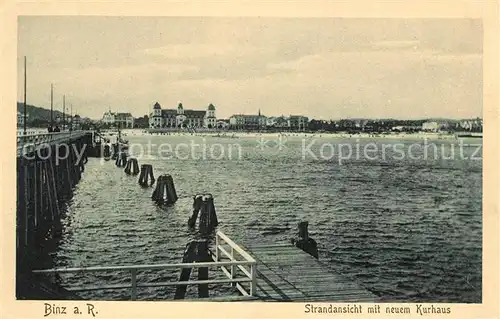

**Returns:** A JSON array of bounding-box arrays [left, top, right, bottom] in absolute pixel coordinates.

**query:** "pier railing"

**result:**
[[32, 231, 257, 300], [17, 131, 91, 157], [215, 230, 257, 296]]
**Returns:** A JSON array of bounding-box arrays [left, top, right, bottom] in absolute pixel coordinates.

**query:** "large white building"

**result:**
[[101, 110, 135, 128], [229, 110, 266, 130], [149, 102, 217, 129]]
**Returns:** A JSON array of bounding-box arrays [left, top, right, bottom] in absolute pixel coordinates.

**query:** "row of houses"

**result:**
[[17, 111, 86, 130], [99, 102, 482, 132], [228, 113, 308, 131]]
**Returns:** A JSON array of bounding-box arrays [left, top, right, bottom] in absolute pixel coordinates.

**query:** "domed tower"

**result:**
[[205, 103, 216, 129], [177, 102, 184, 115], [153, 102, 162, 116], [151, 102, 162, 128], [207, 103, 216, 118]]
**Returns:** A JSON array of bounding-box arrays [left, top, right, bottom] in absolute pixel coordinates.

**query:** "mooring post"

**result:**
[[115, 151, 127, 167], [124, 158, 139, 175], [173, 241, 198, 300], [291, 221, 319, 259], [138, 164, 155, 187], [151, 174, 178, 205], [188, 195, 203, 228], [103, 144, 111, 160], [196, 240, 211, 298], [112, 143, 119, 160], [198, 195, 219, 233]]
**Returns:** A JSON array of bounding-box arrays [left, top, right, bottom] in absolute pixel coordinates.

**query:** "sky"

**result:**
[[17, 17, 483, 120]]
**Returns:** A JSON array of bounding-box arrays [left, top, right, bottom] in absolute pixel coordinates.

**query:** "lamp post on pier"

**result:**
[[23, 56, 27, 135]]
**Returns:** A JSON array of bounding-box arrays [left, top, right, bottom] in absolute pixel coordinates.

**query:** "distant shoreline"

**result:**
[[116, 129, 482, 140]]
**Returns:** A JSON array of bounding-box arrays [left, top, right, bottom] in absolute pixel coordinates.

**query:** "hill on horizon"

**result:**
[[17, 102, 65, 122]]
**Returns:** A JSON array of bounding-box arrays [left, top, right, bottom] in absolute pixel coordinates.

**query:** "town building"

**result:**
[[101, 110, 134, 128], [263, 115, 308, 131], [71, 114, 81, 130], [289, 115, 309, 131], [17, 111, 28, 127], [229, 110, 267, 130], [458, 118, 483, 131], [149, 102, 217, 129], [216, 120, 230, 129], [422, 121, 440, 132]]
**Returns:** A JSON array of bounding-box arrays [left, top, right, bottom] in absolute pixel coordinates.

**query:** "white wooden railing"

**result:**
[[16, 130, 91, 157], [32, 231, 258, 300], [215, 231, 257, 296]]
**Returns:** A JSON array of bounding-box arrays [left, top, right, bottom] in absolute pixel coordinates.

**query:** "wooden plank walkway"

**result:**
[[241, 243, 378, 302]]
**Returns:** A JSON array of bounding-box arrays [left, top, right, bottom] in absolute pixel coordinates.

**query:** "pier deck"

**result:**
[[221, 243, 377, 302], [32, 232, 377, 302]]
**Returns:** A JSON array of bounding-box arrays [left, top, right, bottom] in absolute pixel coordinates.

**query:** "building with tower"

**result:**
[[149, 102, 217, 129]]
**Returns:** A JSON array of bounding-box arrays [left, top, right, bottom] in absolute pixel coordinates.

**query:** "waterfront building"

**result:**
[[71, 114, 81, 130], [260, 114, 308, 131], [459, 118, 483, 131], [149, 102, 217, 129], [229, 110, 266, 130], [101, 110, 134, 128], [216, 120, 230, 129], [422, 121, 439, 132], [17, 111, 28, 127], [289, 115, 308, 131]]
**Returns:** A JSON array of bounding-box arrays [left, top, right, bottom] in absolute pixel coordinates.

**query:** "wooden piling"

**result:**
[[196, 240, 211, 298], [112, 143, 119, 160], [115, 152, 128, 168], [103, 144, 111, 160], [124, 158, 139, 175], [173, 240, 212, 299], [173, 241, 198, 300], [151, 174, 178, 205], [187, 194, 218, 233], [188, 195, 204, 228], [138, 164, 155, 187]]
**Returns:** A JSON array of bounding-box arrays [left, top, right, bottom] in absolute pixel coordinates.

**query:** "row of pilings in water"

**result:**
[[113, 151, 217, 233], [110, 150, 220, 298]]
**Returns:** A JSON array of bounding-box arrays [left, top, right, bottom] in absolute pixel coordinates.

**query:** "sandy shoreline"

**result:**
[[118, 129, 471, 140]]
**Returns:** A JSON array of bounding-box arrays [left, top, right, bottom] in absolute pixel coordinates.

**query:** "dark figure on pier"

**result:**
[[53, 126, 60, 132], [48, 125, 53, 133], [291, 221, 319, 259]]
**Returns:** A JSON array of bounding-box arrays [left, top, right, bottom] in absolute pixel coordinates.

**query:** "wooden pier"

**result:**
[[33, 231, 377, 302], [241, 244, 376, 302]]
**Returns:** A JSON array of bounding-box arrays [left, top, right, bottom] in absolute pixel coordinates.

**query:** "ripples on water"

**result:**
[[53, 135, 482, 302]]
